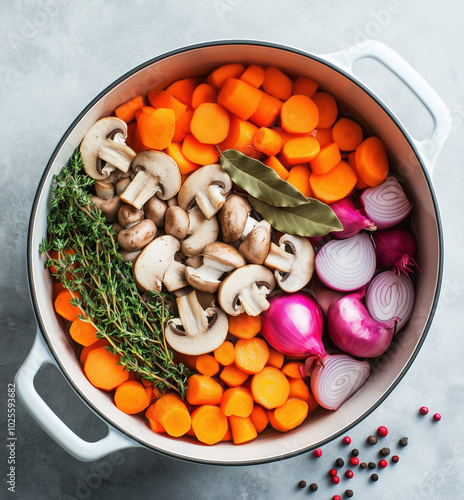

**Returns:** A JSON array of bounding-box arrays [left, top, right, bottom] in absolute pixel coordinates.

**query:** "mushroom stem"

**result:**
[[240, 216, 259, 240], [120, 170, 162, 209], [98, 140, 134, 173], [264, 242, 295, 273], [196, 184, 228, 220], [175, 291, 209, 337], [163, 260, 188, 292], [238, 283, 272, 316]]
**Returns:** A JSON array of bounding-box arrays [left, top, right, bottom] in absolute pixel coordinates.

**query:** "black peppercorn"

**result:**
[[368, 462, 376, 469], [360, 462, 367, 469], [379, 447, 390, 457], [345, 489, 354, 497], [335, 458, 345, 467], [399, 437, 408, 447], [351, 448, 359, 457], [367, 435, 377, 445], [298, 480, 306, 488], [309, 483, 318, 492], [371, 473, 379, 482]]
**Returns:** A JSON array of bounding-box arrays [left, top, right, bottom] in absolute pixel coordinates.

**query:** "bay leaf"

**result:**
[[249, 196, 343, 237], [219, 149, 308, 207]]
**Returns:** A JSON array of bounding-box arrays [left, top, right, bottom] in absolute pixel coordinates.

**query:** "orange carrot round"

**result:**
[[190, 102, 230, 144], [309, 160, 357, 204], [348, 151, 369, 189], [84, 346, 129, 391], [262, 66, 293, 101], [239, 64, 265, 88], [166, 77, 202, 107], [182, 134, 220, 165], [137, 107, 175, 150], [249, 91, 283, 128], [309, 142, 342, 175], [185, 374, 223, 406], [191, 83, 217, 109], [281, 136, 320, 166], [145, 403, 166, 433], [263, 156, 289, 180], [219, 364, 250, 388], [79, 338, 110, 366], [227, 312, 261, 339], [252, 127, 283, 156], [249, 405, 269, 433], [213, 340, 235, 367], [172, 108, 193, 143], [54, 289, 82, 322], [153, 393, 191, 437], [147, 90, 187, 122], [218, 115, 261, 159], [286, 164, 312, 198], [280, 95, 319, 134], [311, 92, 338, 128], [228, 415, 258, 444], [266, 346, 285, 369], [273, 397, 309, 431], [281, 362, 304, 379], [292, 76, 319, 98], [217, 78, 263, 121], [165, 142, 200, 176], [115, 95, 145, 124], [354, 136, 389, 187], [314, 128, 334, 148], [195, 354, 220, 376], [234, 338, 270, 374], [288, 378, 311, 401], [207, 63, 245, 89], [191, 405, 229, 445], [114, 380, 151, 414], [332, 117, 363, 152], [69, 318, 99, 346], [220, 387, 254, 417], [251, 367, 290, 410]]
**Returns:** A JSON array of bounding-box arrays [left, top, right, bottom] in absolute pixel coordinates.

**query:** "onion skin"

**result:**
[[261, 292, 325, 358], [372, 228, 419, 275], [327, 288, 398, 358], [330, 197, 376, 239]]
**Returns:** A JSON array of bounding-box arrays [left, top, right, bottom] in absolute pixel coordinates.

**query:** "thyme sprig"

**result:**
[[39, 150, 189, 396]]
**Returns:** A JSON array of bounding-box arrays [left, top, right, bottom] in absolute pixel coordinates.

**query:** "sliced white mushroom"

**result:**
[[80, 117, 136, 180], [239, 220, 272, 264], [120, 151, 181, 209], [133, 235, 180, 292], [264, 234, 315, 293], [218, 265, 275, 317], [177, 163, 232, 219], [185, 242, 246, 293], [165, 290, 228, 355], [163, 260, 188, 292], [180, 207, 219, 257]]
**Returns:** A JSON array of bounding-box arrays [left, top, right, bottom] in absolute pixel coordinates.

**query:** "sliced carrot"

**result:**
[[348, 151, 369, 189], [191, 405, 229, 445], [281, 362, 304, 379], [190, 102, 230, 144], [249, 405, 269, 433], [126, 121, 147, 153], [114, 380, 150, 414], [153, 393, 191, 437], [219, 364, 250, 388], [222, 427, 233, 441], [281, 136, 320, 166], [166, 77, 203, 107], [220, 387, 254, 418], [145, 403, 166, 433], [273, 397, 309, 431], [147, 90, 187, 121], [165, 142, 200, 176], [79, 338, 110, 366], [218, 115, 261, 159], [115, 95, 145, 124], [207, 63, 245, 89], [195, 354, 220, 376], [69, 318, 99, 346], [280, 95, 319, 134], [354, 136, 389, 187], [307, 390, 320, 413], [332, 117, 363, 152], [228, 415, 258, 444], [311, 92, 338, 128], [251, 367, 290, 410], [213, 340, 235, 367], [54, 289, 82, 322], [145, 385, 154, 404], [314, 128, 334, 148], [266, 409, 287, 432], [172, 108, 193, 143], [185, 374, 223, 405], [234, 338, 270, 374], [239, 64, 265, 88], [292, 76, 319, 98], [249, 91, 283, 128], [309, 142, 342, 175], [252, 127, 282, 156], [84, 346, 129, 391], [137, 107, 175, 150], [262, 66, 293, 101], [266, 346, 284, 369], [272, 126, 297, 147], [263, 155, 289, 180], [191, 83, 217, 109], [227, 312, 261, 339], [287, 164, 312, 197], [309, 160, 357, 204], [288, 378, 311, 401], [217, 78, 262, 121], [182, 134, 220, 165]]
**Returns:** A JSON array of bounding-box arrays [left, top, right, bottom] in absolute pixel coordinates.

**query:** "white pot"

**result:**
[[17, 40, 449, 464]]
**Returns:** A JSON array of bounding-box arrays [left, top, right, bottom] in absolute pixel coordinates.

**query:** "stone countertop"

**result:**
[[1, 1, 464, 499]]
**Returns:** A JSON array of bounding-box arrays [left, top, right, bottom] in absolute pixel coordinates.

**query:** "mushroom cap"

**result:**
[[181, 207, 219, 257], [117, 219, 157, 252], [117, 204, 144, 228], [144, 196, 168, 227], [91, 195, 123, 223], [164, 206, 190, 240], [80, 117, 136, 180], [218, 194, 252, 243], [239, 220, 272, 264], [203, 242, 247, 268]]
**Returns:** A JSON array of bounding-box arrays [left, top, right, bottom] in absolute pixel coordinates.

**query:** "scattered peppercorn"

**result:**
[[309, 483, 318, 492], [298, 480, 307, 488], [343, 436, 352, 445], [349, 457, 359, 466], [329, 469, 338, 476], [335, 458, 345, 467], [399, 437, 408, 447], [360, 462, 367, 469], [419, 406, 429, 415], [371, 473, 379, 481], [345, 470, 354, 479], [377, 426, 388, 437], [331, 475, 340, 484], [333, 496, 341, 500], [392, 455, 399, 463], [379, 459, 388, 468], [433, 413, 442, 421], [367, 435, 377, 445], [368, 462, 376, 469], [379, 447, 390, 457], [345, 489, 354, 497], [351, 449, 359, 457], [314, 448, 322, 458]]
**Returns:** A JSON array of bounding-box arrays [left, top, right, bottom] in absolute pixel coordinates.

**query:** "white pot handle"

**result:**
[[15, 332, 138, 462], [324, 40, 451, 176]]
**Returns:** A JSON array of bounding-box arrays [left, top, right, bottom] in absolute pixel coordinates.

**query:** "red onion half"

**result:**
[[366, 270, 415, 332], [330, 197, 376, 239], [372, 228, 419, 274], [315, 233, 376, 291], [261, 292, 325, 358], [361, 176, 412, 230], [302, 354, 370, 410], [327, 288, 398, 358]]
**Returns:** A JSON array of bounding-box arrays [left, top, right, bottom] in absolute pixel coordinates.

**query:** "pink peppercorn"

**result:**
[[379, 459, 388, 468], [377, 426, 388, 437], [329, 469, 337, 476], [314, 448, 322, 457], [333, 496, 341, 500], [419, 406, 429, 415], [349, 457, 359, 466], [392, 455, 399, 463], [331, 475, 340, 484], [433, 413, 442, 421], [345, 470, 354, 479], [343, 436, 351, 445]]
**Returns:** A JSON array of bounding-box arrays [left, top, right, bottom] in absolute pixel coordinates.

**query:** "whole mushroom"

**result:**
[[239, 220, 272, 264], [181, 207, 219, 257], [218, 194, 259, 243], [91, 195, 123, 223], [164, 206, 190, 240], [117, 219, 157, 252]]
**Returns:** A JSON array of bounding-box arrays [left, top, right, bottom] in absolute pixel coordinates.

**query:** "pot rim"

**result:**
[[26, 39, 444, 465]]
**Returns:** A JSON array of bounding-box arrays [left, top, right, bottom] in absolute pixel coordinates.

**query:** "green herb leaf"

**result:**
[[248, 196, 343, 237], [219, 149, 308, 207]]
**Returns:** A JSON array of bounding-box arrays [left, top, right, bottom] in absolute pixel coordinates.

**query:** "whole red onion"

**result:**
[[372, 228, 419, 274], [330, 197, 376, 239]]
